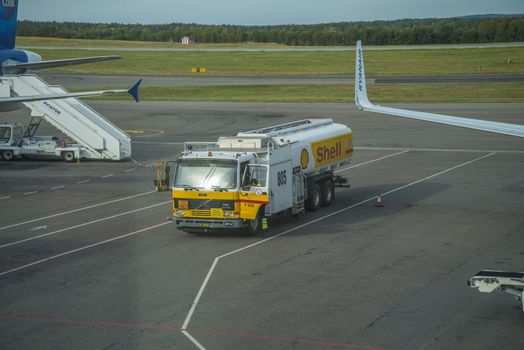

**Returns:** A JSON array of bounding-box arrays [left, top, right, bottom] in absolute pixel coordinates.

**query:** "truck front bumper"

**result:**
[[173, 218, 246, 230]]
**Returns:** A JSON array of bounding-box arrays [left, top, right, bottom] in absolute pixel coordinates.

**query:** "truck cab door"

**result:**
[[269, 160, 293, 214], [240, 164, 269, 220]]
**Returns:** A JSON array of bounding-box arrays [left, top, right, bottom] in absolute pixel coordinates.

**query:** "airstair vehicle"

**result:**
[[0, 75, 131, 161]]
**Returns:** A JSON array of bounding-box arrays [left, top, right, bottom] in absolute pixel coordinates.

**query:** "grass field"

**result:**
[[28, 47, 524, 77], [17, 36, 297, 49], [18, 37, 524, 103], [89, 83, 524, 103]]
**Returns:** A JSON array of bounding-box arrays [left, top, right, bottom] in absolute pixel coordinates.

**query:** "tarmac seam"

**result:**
[[0, 201, 171, 250], [180, 151, 496, 350], [1, 163, 155, 200], [0, 190, 156, 231]]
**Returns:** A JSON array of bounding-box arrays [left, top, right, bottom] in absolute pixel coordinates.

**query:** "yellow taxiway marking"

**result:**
[[124, 129, 164, 138]]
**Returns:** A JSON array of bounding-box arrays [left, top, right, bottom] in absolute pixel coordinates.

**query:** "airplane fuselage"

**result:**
[[0, 49, 42, 111], [0, 49, 42, 75]]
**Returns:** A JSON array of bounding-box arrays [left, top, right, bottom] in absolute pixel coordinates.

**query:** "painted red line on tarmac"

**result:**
[[191, 328, 388, 350], [0, 315, 387, 350]]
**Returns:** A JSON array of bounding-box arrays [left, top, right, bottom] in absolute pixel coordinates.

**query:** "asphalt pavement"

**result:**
[[0, 101, 523, 349]]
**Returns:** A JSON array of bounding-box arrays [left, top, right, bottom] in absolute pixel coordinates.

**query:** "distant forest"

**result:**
[[17, 16, 524, 46]]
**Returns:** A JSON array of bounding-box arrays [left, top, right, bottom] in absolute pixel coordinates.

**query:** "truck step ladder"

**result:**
[[22, 116, 43, 139], [469, 270, 524, 311]]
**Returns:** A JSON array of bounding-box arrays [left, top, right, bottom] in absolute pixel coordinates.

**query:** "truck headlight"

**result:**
[[224, 211, 240, 218], [176, 210, 185, 216]]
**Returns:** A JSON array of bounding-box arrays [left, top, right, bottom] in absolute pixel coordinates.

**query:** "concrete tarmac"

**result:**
[[0, 101, 523, 349]]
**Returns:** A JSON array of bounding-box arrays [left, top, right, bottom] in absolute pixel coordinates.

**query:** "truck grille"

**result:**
[[191, 210, 211, 217], [175, 199, 234, 210]]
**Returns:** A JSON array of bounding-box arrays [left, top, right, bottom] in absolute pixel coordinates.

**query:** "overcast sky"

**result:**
[[19, 0, 524, 25]]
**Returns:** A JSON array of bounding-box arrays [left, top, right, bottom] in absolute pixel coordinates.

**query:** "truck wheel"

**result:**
[[62, 151, 75, 162], [246, 209, 262, 236], [307, 182, 321, 212], [2, 150, 14, 161], [320, 179, 334, 207]]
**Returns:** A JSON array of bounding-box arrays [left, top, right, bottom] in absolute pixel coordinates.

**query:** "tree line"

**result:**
[[17, 16, 524, 46]]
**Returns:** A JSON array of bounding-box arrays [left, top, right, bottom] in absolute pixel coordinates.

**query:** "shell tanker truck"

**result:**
[[167, 119, 353, 234]]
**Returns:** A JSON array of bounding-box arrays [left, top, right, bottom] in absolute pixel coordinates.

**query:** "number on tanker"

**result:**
[[277, 170, 287, 186]]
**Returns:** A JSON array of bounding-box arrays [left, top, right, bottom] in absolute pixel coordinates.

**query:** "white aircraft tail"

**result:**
[[354, 40, 524, 138]]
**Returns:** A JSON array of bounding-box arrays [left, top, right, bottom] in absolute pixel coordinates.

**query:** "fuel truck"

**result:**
[[168, 119, 353, 234]]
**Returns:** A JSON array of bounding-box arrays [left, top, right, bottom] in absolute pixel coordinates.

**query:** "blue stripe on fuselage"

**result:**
[[0, 49, 27, 63], [0, 49, 27, 75]]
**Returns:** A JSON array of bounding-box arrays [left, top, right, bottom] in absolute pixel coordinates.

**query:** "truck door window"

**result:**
[[240, 162, 250, 189], [0, 127, 11, 143], [242, 164, 268, 189], [13, 127, 22, 137]]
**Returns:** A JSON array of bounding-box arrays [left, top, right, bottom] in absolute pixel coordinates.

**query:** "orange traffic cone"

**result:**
[[375, 194, 383, 207]]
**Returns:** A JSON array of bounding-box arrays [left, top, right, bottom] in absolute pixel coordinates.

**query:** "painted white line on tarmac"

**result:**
[[0, 190, 156, 231], [131, 158, 139, 164], [23, 191, 38, 196], [50, 185, 65, 190], [131, 142, 524, 154], [133, 141, 185, 145], [76, 179, 90, 184], [0, 201, 170, 249], [335, 149, 409, 174], [124, 168, 136, 173], [180, 152, 496, 350], [101, 173, 114, 178], [0, 221, 170, 277], [0, 196, 10, 200], [355, 146, 524, 154], [181, 330, 206, 350]]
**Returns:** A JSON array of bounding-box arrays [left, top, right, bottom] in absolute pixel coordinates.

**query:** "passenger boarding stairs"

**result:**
[[1, 75, 131, 160]]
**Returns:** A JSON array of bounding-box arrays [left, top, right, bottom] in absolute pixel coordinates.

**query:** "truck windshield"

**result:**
[[0, 127, 11, 144], [174, 159, 238, 190]]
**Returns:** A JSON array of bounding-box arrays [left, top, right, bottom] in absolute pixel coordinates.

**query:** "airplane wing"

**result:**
[[2, 55, 121, 74], [355, 40, 524, 138], [0, 79, 142, 104]]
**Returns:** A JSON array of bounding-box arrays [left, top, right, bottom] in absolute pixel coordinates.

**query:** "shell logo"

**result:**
[[300, 148, 309, 169]]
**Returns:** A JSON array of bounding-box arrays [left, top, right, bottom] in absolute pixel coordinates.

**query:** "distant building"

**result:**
[[181, 36, 195, 45]]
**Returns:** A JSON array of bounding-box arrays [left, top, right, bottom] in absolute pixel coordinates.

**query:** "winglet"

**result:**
[[355, 40, 371, 109], [352, 40, 524, 138], [128, 79, 142, 103]]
